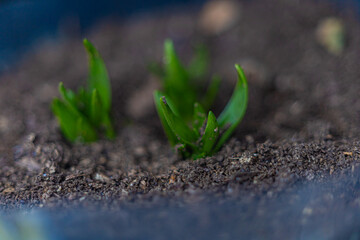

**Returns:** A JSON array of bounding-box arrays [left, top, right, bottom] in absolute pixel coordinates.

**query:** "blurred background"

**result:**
[[0, 0, 206, 72], [0, 0, 358, 72]]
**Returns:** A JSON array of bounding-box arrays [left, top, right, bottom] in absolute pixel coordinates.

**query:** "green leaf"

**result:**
[[102, 115, 116, 140], [156, 40, 206, 122], [192, 102, 206, 133], [215, 64, 248, 151], [51, 98, 78, 142], [51, 98, 97, 142], [160, 96, 198, 145], [58, 82, 76, 107], [52, 39, 115, 143], [163, 39, 188, 90], [163, 40, 197, 118], [75, 117, 98, 142], [58, 83, 89, 120], [90, 89, 103, 126], [89, 89, 115, 140], [201, 111, 219, 155], [201, 75, 221, 110], [83, 38, 111, 112], [76, 86, 89, 113], [188, 44, 208, 80], [153, 90, 179, 146], [152, 39, 248, 159]]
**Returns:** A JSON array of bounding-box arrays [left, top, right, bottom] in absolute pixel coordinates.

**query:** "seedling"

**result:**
[[154, 64, 248, 159], [150, 39, 221, 122], [51, 39, 115, 143]]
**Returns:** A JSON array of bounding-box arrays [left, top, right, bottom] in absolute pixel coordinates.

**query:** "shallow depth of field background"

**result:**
[[0, 0, 357, 71]]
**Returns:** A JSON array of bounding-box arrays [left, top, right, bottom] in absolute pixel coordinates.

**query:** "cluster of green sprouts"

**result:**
[[150, 40, 220, 121], [51, 38, 248, 160], [51, 39, 115, 143], [153, 40, 248, 159]]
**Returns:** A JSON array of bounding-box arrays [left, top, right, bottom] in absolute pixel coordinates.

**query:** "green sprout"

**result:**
[[150, 39, 221, 122], [153, 43, 248, 159], [51, 39, 115, 143]]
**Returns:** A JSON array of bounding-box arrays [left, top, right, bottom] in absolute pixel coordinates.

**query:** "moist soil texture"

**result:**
[[1, 0, 360, 238]]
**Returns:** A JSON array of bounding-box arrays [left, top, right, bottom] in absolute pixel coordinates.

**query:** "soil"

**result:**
[[1, 0, 360, 238]]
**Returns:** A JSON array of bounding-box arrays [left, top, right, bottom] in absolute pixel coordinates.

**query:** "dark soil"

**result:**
[[1, 0, 360, 237]]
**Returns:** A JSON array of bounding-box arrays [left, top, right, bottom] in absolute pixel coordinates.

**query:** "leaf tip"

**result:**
[[164, 39, 174, 50], [234, 64, 248, 87], [83, 38, 96, 56], [234, 64, 244, 76]]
